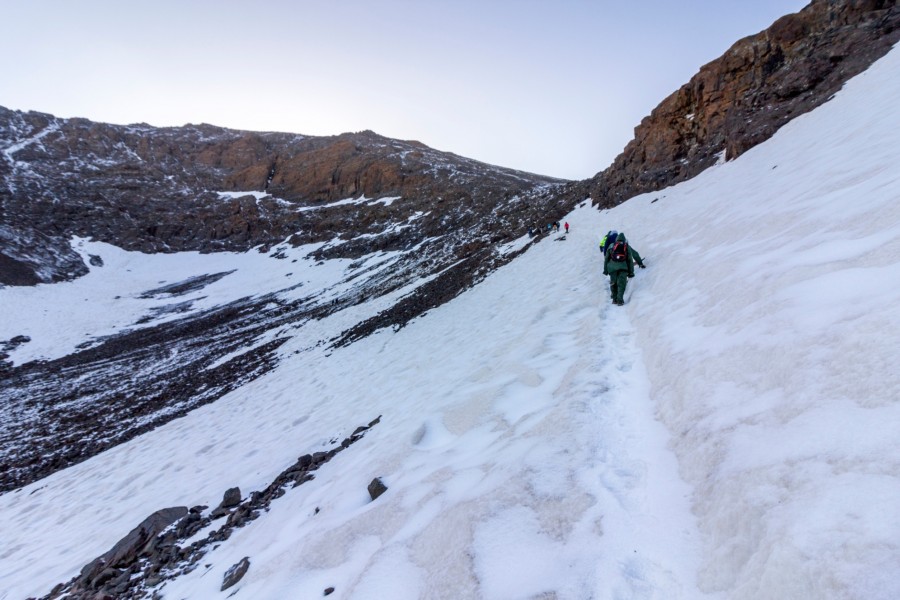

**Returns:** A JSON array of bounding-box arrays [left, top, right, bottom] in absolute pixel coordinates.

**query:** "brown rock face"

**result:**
[[587, 0, 900, 207], [0, 112, 569, 286]]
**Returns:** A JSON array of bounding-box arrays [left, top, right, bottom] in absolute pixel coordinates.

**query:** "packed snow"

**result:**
[[1, 43, 900, 600]]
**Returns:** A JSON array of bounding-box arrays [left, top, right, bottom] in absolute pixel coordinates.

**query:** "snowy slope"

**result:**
[[1, 44, 900, 600]]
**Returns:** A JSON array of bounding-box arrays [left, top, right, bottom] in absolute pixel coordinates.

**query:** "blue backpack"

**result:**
[[600, 231, 618, 254]]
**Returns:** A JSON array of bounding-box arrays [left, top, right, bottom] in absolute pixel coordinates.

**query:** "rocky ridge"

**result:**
[[584, 0, 900, 207]]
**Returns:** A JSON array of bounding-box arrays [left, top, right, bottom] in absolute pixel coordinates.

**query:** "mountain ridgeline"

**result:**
[[581, 0, 900, 207], [0, 0, 898, 493]]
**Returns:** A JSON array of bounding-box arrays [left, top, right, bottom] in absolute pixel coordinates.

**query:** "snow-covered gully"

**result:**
[[2, 42, 900, 600]]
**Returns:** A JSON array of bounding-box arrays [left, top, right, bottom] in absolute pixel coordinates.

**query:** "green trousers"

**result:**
[[609, 270, 628, 303]]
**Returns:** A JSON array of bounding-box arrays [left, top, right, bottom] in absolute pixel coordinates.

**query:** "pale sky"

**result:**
[[0, 0, 808, 180]]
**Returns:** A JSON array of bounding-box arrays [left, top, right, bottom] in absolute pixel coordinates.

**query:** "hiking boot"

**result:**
[[615, 300, 624, 306]]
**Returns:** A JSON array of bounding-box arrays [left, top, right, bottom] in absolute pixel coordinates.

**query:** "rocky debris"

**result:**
[[220, 557, 250, 591], [586, 0, 900, 208], [367, 477, 388, 501], [88, 254, 104, 267], [38, 418, 380, 600], [324, 587, 335, 595], [0, 291, 293, 493]]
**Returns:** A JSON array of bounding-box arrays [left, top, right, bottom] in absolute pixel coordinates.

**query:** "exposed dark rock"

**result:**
[[221, 557, 250, 591], [77, 506, 187, 586], [368, 477, 388, 501], [138, 271, 236, 299], [324, 587, 335, 596]]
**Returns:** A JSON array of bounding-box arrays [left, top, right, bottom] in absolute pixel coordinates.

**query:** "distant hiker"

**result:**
[[599, 230, 617, 254], [603, 232, 646, 306], [564, 222, 569, 233]]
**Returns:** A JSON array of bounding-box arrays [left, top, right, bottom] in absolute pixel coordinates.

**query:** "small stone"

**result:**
[[368, 477, 388, 501], [324, 587, 335, 596]]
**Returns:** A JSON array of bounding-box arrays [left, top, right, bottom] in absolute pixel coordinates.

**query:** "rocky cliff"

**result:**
[[586, 0, 900, 207], [0, 111, 570, 286]]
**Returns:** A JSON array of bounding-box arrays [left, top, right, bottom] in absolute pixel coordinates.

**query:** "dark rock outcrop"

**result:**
[[586, 0, 900, 207], [76, 507, 187, 589]]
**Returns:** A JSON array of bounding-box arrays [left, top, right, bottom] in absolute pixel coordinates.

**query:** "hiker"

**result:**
[[564, 222, 569, 233], [599, 230, 617, 254], [603, 232, 646, 306]]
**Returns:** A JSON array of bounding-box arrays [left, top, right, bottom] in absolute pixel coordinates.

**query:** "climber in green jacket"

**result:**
[[602, 232, 646, 305]]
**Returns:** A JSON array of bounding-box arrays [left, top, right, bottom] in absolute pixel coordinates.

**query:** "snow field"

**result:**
[[157, 204, 704, 599], [605, 44, 900, 598]]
